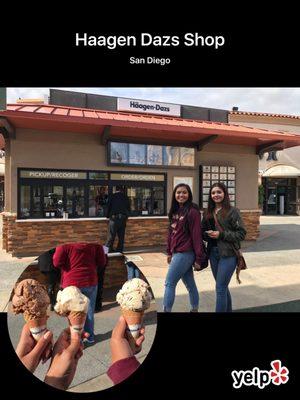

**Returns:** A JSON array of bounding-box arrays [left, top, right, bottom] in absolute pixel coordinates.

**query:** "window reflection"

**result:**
[[43, 185, 64, 218], [127, 187, 151, 216], [66, 186, 85, 218], [32, 185, 42, 218], [20, 186, 30, 218], [89, 185, 108, 217]]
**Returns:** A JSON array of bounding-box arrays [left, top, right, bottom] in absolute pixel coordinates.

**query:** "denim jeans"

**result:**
[[163, 251, 199, 312], [79, 285, 98, 341], [126, 261, 141, 280], [209, 246, 237, 312]]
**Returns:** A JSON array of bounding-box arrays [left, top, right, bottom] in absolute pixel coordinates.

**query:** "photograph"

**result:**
[[147, 145, 163, 165], [6, 250, 157, 392], [1, 86, 300, 396], [110, 142, 128, 164], [129, 144, 146, 165]]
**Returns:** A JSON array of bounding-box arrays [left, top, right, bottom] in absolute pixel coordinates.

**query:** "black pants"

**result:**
[[41, 270, 60, 309], [95, 266, 106, 311], [106, 215, 127, 252]]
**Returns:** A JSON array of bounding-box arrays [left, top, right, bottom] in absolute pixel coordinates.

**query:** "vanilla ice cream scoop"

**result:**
[[116, 278, 152, 312], [54, 286, 89, 316]]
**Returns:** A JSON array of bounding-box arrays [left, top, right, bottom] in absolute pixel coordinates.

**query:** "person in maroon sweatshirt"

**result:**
[[163, 183, 205, 312], [53, 242, 107, 344]]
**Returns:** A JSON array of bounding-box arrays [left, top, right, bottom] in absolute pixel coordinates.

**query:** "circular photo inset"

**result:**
[[7, 245, 157, 392]]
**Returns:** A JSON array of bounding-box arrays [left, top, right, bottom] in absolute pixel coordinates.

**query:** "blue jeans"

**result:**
[[79, 285, 98, 341], [126, 261, 141, 280], [163, 251, 199, 312], [209, 246, 237, 312]]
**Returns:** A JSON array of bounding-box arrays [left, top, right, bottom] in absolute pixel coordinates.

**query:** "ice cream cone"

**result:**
[[68, 311, 86, 334], [122, 308, 144, 342], [25, 314, 48, 341]]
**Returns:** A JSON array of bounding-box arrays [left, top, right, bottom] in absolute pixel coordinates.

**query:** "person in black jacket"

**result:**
[[201, 182, 247, 312], [105, 186, 131, 253], [37, 248, 60, 311]]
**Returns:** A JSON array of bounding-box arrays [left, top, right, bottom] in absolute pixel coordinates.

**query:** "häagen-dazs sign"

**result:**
[[117, 97, 181, 117]]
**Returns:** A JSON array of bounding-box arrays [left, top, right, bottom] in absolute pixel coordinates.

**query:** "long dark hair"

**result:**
[[205, 182, 231, 219], [168, 184, 199, 232]]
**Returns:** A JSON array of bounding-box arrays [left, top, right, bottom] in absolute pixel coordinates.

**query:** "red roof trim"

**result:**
[[1, 103, 300, 142]]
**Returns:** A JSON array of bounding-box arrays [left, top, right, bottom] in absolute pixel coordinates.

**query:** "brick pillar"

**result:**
[[240, 210, 261, 240], [1, 212, 17, 251]]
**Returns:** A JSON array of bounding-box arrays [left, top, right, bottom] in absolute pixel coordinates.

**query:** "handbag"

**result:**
[[213, 212, 247, 284]]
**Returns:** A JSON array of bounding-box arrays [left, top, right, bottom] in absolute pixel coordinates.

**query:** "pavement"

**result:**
[[129, 216, 300, 312], [6, 293, 157, 392], [1, 215, 300, 392]]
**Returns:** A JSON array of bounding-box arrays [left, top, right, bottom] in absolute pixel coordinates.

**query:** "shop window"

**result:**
[[287, 186, 296, 202], [153, 186, 164, 215], [127, 187, 152, 216], [20, 186, 31, 218], [109, 142, 195, 168], [129, 144, 146, 165], [147, 145, 163, 165], [110, 142, 129, 164], [32, 185, 43, 218], [66, 186, 85, 218], [43, 185, 64, 218], [89, 185, 108, 217]]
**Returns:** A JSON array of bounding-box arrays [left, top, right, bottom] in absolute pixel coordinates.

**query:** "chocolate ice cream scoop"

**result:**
[[12, 279, 50, 320]]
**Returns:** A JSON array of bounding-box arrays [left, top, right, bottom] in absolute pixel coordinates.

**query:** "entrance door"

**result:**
[[277, 186, 286, 215], [266, 187, 277, 214]]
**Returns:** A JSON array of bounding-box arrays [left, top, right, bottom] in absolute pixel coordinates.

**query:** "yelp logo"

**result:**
[[232, 360, 289, 389]]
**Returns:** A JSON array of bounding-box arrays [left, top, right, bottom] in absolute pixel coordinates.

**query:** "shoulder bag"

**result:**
[[213, 212, 247, 284]]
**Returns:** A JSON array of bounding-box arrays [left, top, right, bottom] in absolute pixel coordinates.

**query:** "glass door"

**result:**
[[266, 187, 277, 214]]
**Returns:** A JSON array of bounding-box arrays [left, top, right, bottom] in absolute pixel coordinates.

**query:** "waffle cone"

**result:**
[[68, 311, 86, 334], [26, 315, 48, 341], [121, 308, 144, 324], [122, 308, 144, 340]]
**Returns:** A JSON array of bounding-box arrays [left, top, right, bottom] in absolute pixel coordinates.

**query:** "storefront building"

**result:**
[[229, 111, 300, 215], [1, 90, 300, 256]]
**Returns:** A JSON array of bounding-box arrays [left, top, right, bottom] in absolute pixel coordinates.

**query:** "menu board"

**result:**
[[200, 165, 236, 208]]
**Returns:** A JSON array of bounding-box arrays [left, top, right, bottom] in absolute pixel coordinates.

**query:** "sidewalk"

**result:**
[[1, 216, 300, 313], [127, 216, 300, 312], [1, 215, 300, 391], [7, 296, 157, 392]]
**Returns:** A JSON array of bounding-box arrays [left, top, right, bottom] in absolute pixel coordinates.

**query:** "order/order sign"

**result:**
[[110, 173, 165, 181]]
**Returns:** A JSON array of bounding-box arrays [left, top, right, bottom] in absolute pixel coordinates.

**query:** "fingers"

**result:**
[[67, 329, 81, 355], [135, 334, 145, 348], [111, 316, 127, 339], [42, 342, 53, 364], [140, 327, 145, 335], [30, 330, 53, 359]]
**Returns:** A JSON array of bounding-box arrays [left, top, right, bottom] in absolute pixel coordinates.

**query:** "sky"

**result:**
[[6, 87, 300, 116]]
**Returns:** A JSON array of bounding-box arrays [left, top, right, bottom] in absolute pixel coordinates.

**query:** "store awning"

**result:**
[[262, 164, 300, 177], [1, 103, 300, 152]]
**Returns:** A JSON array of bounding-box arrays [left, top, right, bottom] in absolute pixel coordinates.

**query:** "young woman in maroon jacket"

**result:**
[[163, 183, 204, 312]]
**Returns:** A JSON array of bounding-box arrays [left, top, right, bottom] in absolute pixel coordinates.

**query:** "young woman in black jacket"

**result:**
[[202, 182, 247, 312]]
